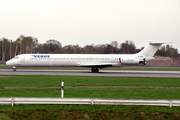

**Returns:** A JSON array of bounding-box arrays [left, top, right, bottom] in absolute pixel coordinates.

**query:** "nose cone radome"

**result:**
[[6, 60, 11, 66]]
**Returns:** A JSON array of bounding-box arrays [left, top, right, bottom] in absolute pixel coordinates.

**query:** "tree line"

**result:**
[[0, 35, 179, 61]]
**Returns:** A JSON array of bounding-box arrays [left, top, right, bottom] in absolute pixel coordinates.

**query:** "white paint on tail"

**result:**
[[137, 41, 163, 57]]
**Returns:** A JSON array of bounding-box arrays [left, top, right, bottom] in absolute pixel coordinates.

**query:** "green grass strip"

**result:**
[[1, 75, 180, 87], [1, 105, 180, 120], [1, 88, 180, 99]]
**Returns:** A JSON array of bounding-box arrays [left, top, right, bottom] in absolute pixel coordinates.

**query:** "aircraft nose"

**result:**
[[6, 60, 11, 66]]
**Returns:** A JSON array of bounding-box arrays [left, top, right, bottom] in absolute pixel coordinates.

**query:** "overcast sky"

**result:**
[[0, 0, 180, 51]]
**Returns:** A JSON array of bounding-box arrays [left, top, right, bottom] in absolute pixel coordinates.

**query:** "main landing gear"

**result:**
[[13, 66, 16, 71], [91, 67, 99, 73]]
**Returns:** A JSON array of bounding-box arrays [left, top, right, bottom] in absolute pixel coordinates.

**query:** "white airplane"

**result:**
[[6, 41, 163, 72]]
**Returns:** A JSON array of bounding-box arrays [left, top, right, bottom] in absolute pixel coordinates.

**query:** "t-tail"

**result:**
[[137, 41, 164, 65]]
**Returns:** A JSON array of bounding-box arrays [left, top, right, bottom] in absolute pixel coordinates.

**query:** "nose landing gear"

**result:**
[[13, 66, 16, 71]]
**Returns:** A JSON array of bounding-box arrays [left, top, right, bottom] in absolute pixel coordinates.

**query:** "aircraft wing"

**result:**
[[78, 62, 113, 68]]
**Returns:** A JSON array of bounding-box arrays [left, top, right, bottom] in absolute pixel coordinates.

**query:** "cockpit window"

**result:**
[[13, 56, 19, 59]]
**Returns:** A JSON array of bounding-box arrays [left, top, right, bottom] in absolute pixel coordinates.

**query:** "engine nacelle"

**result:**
[[139, 57, 154, 65], [120, 57, 139, 64]]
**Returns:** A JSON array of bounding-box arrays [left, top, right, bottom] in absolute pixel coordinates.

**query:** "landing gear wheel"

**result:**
[[91, 67, 99, 73], [13, 67, 16, 71], [91, 68, 93, 72]]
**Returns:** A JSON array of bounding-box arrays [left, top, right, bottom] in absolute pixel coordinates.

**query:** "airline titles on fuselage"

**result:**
[[32, 55, 50, 58]]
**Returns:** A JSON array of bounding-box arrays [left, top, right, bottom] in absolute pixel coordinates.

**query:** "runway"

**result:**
[[1, 69, 180, 78]]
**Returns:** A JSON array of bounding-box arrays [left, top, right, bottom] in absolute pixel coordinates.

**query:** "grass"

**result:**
[[1, 105, 180, 119], [1, 75, 180, 87], [1, 88, 180, 99], [1, 75, 180, 119], [1, 75, 180, 99], [0, 114, 12, 120]]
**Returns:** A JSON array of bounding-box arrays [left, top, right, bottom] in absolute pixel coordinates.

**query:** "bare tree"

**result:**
[[1, 38, 10, 61], [120, 40, 136, 54], [46, 39, 62, 53], [156, 45, 179, 57]]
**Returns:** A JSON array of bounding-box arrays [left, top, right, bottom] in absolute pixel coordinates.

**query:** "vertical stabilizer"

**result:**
[[138, 42, 163, 57]]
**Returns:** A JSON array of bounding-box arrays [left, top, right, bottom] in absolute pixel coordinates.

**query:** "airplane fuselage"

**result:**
[[6, 54, 146, 67], [6, 41, 164, 72]]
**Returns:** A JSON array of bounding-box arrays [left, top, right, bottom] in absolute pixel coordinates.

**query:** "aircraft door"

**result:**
[[119, 57, 121, 63], [111, 56, 115, 63], [20, 55, 25, 63], [86, 57, 92, 61]]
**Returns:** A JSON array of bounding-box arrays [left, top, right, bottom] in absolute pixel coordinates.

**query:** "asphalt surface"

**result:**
[[0, 69, 180, 78]]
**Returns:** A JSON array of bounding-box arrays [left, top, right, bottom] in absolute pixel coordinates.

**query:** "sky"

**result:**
[[0, 0, 180, 51]]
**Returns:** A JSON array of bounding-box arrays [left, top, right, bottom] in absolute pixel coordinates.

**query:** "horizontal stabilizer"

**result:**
[[149, 41, 164, 45]]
